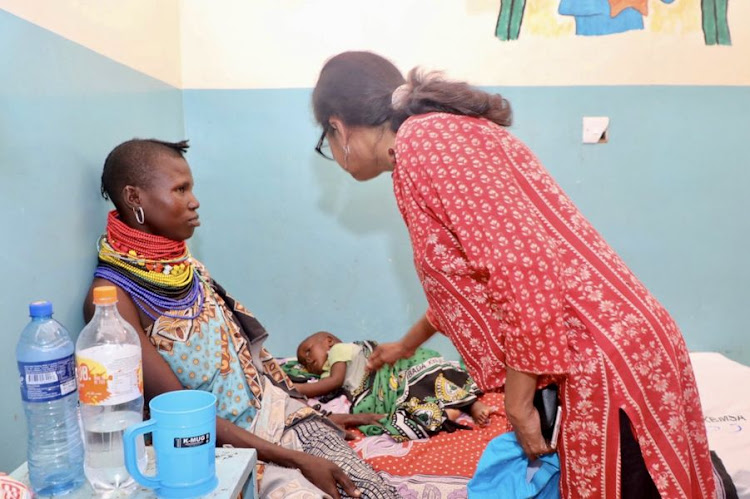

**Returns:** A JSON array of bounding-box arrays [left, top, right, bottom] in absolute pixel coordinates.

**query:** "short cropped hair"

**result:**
[[100, 139, 189, 208]]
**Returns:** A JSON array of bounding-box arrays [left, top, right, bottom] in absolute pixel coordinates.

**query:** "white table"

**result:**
[[11, 447, 257, 498]]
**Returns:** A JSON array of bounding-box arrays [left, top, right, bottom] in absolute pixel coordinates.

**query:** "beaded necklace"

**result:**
[[94, 210, 205, 320]]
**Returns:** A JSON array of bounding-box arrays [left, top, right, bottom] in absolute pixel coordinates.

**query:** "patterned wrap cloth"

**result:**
[[341, 341, 483, 441], [146, 261, 311, 430]]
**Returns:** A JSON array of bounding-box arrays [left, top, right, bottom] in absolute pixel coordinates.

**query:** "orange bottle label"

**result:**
[[76, 344, 143, 406], [76, 357, 112, 405]]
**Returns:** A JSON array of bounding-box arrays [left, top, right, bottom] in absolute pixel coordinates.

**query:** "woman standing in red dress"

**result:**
[[311, 51, 715, 498]]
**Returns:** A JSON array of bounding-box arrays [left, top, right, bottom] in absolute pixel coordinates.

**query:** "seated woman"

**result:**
[[83, 138, 398, 499], [294, 331, 497, 441]]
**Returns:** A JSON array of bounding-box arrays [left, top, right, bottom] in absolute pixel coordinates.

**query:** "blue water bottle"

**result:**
[[16, 301, 85, 495]]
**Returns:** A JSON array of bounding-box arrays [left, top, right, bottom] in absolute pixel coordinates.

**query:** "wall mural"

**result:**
[[496, 0, 731, 45], [702, 0, 731, 45]]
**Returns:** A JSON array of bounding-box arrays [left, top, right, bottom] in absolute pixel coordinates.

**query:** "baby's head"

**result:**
[[296, 331, 341, 375]]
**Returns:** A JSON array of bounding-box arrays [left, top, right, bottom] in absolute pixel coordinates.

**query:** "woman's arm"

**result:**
[[83, 279, 360, 499], [401, 313, 438, 353], [504, 367, 552, 459], [366, 312, 437, 371], [293, 361, 346, 398]]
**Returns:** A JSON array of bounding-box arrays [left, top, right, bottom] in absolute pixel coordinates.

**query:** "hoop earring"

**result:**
[[133, 206, 145, 225]]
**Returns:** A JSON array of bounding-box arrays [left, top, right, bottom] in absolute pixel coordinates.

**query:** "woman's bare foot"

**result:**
[[470, 401, 497, 426]]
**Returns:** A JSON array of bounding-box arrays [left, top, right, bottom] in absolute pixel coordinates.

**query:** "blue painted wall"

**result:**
[[3, 6, 749, 476], [182, 86, 750, 365], [182, 89, 448, 358], [0, 11, 184, 472]]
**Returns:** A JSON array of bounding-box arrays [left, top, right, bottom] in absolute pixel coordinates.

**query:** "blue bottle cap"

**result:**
[[29, 301, 54, 318]]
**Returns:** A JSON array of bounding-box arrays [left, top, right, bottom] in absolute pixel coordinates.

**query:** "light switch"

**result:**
[[583, 117, 609, 144]]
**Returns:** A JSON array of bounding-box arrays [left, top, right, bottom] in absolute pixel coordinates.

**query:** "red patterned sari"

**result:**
[[392, 113, 714, 498]]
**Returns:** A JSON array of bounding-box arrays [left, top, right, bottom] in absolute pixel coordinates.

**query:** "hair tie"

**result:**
[[391, 83, 412, 110], [391, 72, 444, 111]]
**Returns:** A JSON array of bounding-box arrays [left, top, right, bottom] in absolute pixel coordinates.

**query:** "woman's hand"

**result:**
[[367, 313, 437, 371], [328, 412, 387, 428], [506, 403, 553, 460], [295, 453, 361, 499], [327, 412, 386, 440], [366, 341, 412, 371], [504, 366, 554, 460]]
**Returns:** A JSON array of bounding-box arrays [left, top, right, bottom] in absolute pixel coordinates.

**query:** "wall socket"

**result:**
[[583, 117, 609, 144]]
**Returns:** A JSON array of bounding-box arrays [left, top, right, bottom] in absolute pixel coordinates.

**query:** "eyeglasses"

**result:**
[[315, 127, 334, 161]]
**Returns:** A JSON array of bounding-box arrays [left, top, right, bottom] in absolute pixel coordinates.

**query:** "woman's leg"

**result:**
[[291, 418, 399, 499], [620, 410, 661, 498]]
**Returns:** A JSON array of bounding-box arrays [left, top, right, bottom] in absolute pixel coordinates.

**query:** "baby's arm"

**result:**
[[294, 361, 347, 398]]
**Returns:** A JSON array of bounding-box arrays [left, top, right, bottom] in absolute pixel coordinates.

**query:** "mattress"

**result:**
[[302, 352, 750, 497], [690, 352, 750, 498]]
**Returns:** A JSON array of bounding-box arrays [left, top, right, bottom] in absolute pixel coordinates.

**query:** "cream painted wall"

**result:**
[[2, 0, 747, 89], [180, 0, 750, 89], [0, 0, 182, 87]]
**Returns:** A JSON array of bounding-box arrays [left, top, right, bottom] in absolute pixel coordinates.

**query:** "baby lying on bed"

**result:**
[[294, 331, 497, 442]]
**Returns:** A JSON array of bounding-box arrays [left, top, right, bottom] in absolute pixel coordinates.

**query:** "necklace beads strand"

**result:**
[[99, 239, 194, 289], [94, 266, 204, 320], [95, 210, 205, 319], [106, 210, 185, 261]]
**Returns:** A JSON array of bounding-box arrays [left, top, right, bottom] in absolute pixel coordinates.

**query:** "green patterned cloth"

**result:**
[[350, 341, 482, 441], [281, 359, 319, 382]]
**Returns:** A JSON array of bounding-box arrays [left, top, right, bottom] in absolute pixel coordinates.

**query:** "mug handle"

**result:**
[[124, 420, 160, 490]]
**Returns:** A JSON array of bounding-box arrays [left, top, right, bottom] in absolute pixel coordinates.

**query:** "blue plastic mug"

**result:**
[[124, 390, 218, 498]]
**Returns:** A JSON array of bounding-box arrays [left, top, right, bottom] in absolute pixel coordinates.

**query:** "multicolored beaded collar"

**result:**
[[94, 210, 205, 320]]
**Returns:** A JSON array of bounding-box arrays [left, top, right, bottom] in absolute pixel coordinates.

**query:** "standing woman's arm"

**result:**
[[366, 313, 437, 371], [505, 367, 551, 459]]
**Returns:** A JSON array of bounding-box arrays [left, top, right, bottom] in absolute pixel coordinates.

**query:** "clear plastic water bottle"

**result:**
[[76, 286, 146, 494], [16, 301, 85, 496]]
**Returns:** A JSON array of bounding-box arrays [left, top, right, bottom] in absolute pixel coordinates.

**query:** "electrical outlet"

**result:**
[[583, 117, 609, 144]]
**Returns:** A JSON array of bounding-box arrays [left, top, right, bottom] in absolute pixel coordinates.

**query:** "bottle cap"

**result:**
[[29, 301, 53, 318], [93, 286, 118, 305]]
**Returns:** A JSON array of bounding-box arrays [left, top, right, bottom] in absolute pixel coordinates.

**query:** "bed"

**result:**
[[297, 353, 749, 498], [311, 389, 506, 498], [690, 352, 750, 498]]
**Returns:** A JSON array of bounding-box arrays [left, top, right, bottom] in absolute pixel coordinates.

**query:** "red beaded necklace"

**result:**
[[106, 210, 187, 261]]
